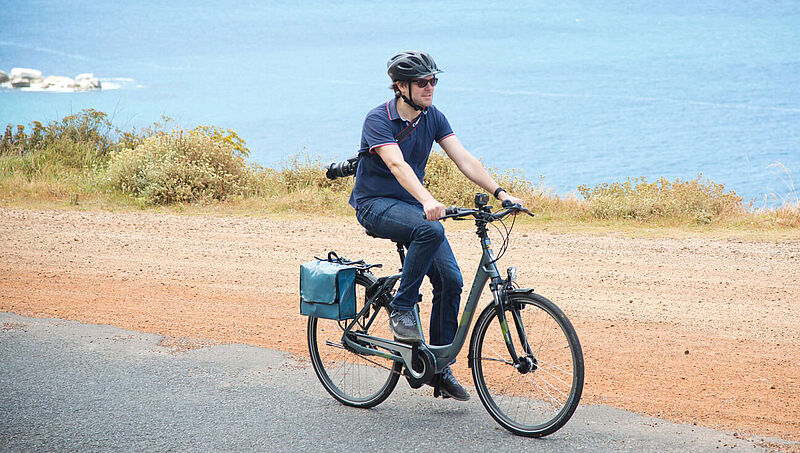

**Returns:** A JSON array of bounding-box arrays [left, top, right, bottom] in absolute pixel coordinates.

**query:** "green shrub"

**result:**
[[106, 129, 254, 204], [41, 109, 117, 169], [2, 109, 116, 171], [117, 115, 175, 151], [578, 176, 744, 224]]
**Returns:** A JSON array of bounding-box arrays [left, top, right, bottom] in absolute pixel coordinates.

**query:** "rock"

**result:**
[[10, 67, 43, 82], [0, 70, 8, 83], [9, 67, 43, 88], [41, 75, 77, 90], [10, 77, 31, 88], [76, 77, 101, 91], [4, 68, 101, 91]]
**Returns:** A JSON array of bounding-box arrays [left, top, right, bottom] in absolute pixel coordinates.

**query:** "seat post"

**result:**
[[395, 241, 406, 270]]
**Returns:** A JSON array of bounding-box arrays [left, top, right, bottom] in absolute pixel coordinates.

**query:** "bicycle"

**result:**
[[307, 193, 584, 437]]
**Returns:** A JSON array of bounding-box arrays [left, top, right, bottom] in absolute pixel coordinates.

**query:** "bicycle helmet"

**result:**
[[387, 51, 442, 111], [387, 51, 442, 81]]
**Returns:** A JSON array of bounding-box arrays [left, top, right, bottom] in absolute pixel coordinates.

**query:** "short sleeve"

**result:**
[[362, 111, 397, 153], [433, 107, 454, 142]]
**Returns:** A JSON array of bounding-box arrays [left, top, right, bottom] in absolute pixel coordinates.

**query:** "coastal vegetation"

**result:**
[[1, 110, 797, 230]]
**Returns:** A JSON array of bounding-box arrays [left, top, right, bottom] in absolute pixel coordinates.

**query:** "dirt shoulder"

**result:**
[[2, 207, 799, 442]]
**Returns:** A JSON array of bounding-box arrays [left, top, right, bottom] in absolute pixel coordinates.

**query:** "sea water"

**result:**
[[1, 0, 798, 205]]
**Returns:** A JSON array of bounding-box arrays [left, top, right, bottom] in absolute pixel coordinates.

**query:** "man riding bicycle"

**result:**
[[349, 51, 523, 401]]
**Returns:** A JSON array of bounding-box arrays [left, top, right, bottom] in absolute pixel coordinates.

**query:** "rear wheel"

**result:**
[[308, 272, 402, 408], [469, 292, 584, 437]]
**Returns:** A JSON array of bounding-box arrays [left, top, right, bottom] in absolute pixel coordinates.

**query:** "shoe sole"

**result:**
[[392, 334, 421, 344], [390, 326, 421, 343], [438, 388, 470, 401]]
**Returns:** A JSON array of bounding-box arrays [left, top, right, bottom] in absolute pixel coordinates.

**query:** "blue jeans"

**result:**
[[356, 197, 463, 346]]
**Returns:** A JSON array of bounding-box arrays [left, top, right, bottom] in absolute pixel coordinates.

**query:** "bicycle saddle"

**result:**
[[364, 229, 405, 245]]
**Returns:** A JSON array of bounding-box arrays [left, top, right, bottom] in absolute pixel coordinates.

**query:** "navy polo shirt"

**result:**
[[349, 97, 454, 210]]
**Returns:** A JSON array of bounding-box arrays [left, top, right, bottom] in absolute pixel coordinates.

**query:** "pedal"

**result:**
[[406, 376, 424, 389], [431, 375, 447, 398]]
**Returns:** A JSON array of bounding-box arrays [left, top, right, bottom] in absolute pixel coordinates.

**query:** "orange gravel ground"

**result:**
[[1, 208, 798, 444]]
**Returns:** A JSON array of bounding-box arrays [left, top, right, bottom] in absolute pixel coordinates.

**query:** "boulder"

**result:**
[[41, 75, 77, 90], [10, 67, 43, 82], [76, 78, 101, 91], [10, 77, 31, 88], [4, 69, 102, 91]]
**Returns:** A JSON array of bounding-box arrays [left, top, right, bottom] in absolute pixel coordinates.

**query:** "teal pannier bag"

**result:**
[[300, 258, 357, 320]]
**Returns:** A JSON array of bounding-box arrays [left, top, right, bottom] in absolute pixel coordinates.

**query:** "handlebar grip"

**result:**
[[422, 206, 459, 220]]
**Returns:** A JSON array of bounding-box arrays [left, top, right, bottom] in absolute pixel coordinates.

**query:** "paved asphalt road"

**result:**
[[0, 312, 780, 452]]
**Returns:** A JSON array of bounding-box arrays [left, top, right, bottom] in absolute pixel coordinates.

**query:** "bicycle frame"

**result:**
[[342, 216, 530, 377]]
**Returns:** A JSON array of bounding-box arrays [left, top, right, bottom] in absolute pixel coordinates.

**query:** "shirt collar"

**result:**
[[386, 97, 428, 121]]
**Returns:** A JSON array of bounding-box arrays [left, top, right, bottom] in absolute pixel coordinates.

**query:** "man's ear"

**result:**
[[396, 80, 408, 95]]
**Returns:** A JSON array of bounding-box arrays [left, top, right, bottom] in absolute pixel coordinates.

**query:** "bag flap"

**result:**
[[300, 260, 349, 304]]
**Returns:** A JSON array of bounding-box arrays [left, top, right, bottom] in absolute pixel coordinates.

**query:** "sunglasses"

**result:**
[[411, 77, 438, 88]]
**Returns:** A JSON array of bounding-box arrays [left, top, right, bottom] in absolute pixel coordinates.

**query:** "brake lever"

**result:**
[[499, 200, 535, 218]]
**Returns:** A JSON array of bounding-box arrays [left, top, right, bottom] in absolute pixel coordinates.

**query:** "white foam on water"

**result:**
[[1, 77, 135, 92], [98, 77, 138, 90]]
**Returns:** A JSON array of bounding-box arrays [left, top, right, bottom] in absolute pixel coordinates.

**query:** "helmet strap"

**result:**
[[401, 83, 423, 111]]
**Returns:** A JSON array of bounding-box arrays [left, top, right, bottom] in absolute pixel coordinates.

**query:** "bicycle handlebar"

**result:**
[[424, 201, 534, 221]]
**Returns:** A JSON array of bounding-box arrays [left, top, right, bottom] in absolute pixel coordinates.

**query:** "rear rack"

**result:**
[[313, 251, 383, 271]]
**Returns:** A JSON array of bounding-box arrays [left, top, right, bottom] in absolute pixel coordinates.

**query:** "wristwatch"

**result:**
[[493, 186, 506, 199]]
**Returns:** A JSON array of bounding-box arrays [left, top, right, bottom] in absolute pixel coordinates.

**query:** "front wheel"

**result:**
[[469, 292, 584, 437]]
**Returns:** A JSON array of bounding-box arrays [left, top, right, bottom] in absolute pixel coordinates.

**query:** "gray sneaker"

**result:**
[[389, 308, 422, 343], [436, 366, 470, 401]]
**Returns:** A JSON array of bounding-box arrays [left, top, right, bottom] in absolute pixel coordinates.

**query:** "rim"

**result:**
[[309, 278, 401, 403], [475, 299, 581, 432]]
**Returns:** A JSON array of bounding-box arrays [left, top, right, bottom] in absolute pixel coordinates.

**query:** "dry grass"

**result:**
[[106, 130, 256, 204], [1, 110, 798, 233]]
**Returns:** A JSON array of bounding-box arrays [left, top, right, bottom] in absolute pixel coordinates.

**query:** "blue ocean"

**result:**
[[1, 1, 798, 206]]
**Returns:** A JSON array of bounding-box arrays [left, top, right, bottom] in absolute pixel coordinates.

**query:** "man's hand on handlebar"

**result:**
[[423, 199, 446, 222], [498, 191, 524, 207], [500, 198, 535, 218]]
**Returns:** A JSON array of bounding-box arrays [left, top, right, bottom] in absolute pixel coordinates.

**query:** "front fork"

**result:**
[[490, 278, 536, 373]]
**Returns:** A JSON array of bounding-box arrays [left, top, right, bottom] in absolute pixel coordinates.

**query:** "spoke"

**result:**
[[353, 352, 396, 371], [485, 339, 511, 364], [325, 340, 346, 349], [480, 356, 515, 365], [537, 362, 573, 388], [309, 278, 405, 405], [530, 372, 570, 402], [474, 298, 581, 434], [531, 374, 563, 409]]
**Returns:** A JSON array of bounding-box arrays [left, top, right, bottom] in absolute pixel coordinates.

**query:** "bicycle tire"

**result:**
[[469, 292, 584, 437], [307, 272, 402, 408]]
